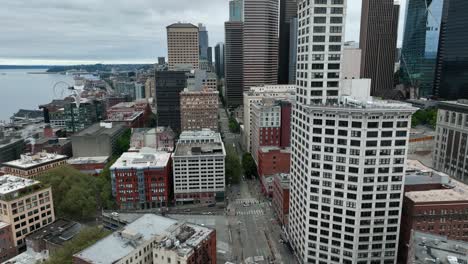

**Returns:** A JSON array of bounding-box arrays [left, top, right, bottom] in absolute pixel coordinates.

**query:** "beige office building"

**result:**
[[167, 23, 199, 70], [0, 175, 55, 251], [180, 87, 219, 132]]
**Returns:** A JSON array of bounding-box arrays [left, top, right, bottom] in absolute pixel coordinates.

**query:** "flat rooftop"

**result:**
[[27, 219, 81, 246], [274, 173, 290, 189], [178, 129, 222, 143], [67, 156, 109, 165], [74, 214, 214, 263], [405, 179, 468, 203], [411, 231, 468, 264], [3, 152, 67, 169], [304, 96, 417, 112], [111, 151, 171, 169], [174, 142, 225, 157], [73, 123, 125, 137], [0, 175, 40, 196]]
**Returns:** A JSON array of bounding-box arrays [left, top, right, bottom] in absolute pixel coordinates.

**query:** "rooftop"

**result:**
[[274, 173, 290, 189], [439, 100, 468, 113], [72, 123, 125, 137], [178, 129, 222, 143], [174, 142, 225, 157], [26, 219, 82, 247], [74, 214, 213, 263], [67, 156, 109, 165], [111, 151, 171, 169], [410, 231, 468, 264], [3, 152, 67, 169], [303, 97, 417, 113], [167, 22, 198, 29], [259, 146, 291, 153], [405, 178, 468, 203], [0, 175, 40, 196]]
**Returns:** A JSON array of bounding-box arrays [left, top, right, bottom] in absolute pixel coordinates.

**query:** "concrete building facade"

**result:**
[[172, 130, 226, 204], [288, 1, 417, 263], [343, 41, 362, 80], [3, 153, 68, 179], [167, 23, 199, 71], [71, 123, 127, 158], [0, 176, 55, 251], [433, 100, 468, 183]]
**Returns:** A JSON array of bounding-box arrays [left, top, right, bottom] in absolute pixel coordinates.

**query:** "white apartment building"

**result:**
[[172, 130, 226, 204], [288, 1, 416, 263], [242, 84, 296, 152]]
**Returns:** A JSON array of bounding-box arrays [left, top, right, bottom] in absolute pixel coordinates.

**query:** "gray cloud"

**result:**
[[0, 0, 406, 65]]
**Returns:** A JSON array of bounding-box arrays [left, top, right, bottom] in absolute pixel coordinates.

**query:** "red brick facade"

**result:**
[[257, 148, 291, 177], [112, 160, 172, 210], [186, 230, 217, 264], [0, 224, 16, 262], [272, 175, 290, 227], [399, 197, 468, 263]]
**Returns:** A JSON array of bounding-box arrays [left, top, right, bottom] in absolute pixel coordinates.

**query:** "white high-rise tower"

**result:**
[[288, 0, 416, 263]]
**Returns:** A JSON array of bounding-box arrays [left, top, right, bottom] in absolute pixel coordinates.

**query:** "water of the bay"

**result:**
[[0, 68, 74, 122]]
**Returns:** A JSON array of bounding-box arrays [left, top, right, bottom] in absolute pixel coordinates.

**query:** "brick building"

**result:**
[[73, 214, 216, 264], [110, 151, 172, 209], [67, 157, 109, 176], [180, 87, 219, 132], [105, 101, 151, 128], [398, 169, 468, 263], [257, 147, 291, 180], [3, 152, 68, 179], [0, 222, 16, 262], [250, 98, 292, 164], [272, 174, 290, 227]]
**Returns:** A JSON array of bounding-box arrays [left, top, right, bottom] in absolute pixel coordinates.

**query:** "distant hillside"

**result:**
[[46, 63, 153, 73], [0, 65, 50, 69]]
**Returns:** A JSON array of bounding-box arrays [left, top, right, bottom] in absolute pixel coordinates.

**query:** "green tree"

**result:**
[[228, 117, 240, 133], [44, 227, 110, 264], [39, 164, 117, 220], [225, 145, 241, 184], [116, 129, 131, 155], [411, 108, 438, 129], [242, 153, 257, 179]]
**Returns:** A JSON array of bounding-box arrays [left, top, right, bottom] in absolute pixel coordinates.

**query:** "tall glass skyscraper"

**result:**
[[401, 0, 444, 97], [434, 0, 468, 99]]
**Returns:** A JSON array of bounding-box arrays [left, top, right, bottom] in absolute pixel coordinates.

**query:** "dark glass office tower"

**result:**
[[360, 0, 400, 97], [434, 0, 468, 99], [401, 0, 444, 97], [278, 0, 298, 84], [155, 71, 187, 133], [224, 21, 244, 107], [214, 43, 225, 79]]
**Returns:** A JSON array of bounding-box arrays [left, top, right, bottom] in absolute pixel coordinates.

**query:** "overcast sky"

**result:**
[[0, 0, 407, 65]]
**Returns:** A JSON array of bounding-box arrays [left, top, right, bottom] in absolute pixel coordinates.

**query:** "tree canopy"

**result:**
[[225, 145, 241, 184], [412, 108, 437, 129], [242, 153, 257, 179], [39, 164, 117, 220], [116, 129, 131, 156]]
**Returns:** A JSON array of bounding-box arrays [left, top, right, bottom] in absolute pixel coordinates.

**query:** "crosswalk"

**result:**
[[234, 198, 259, 205], [236, 209, 264, 216]]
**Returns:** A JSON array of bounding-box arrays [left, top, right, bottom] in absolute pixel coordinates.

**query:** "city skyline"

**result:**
[[0, 0, 408, 65]]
